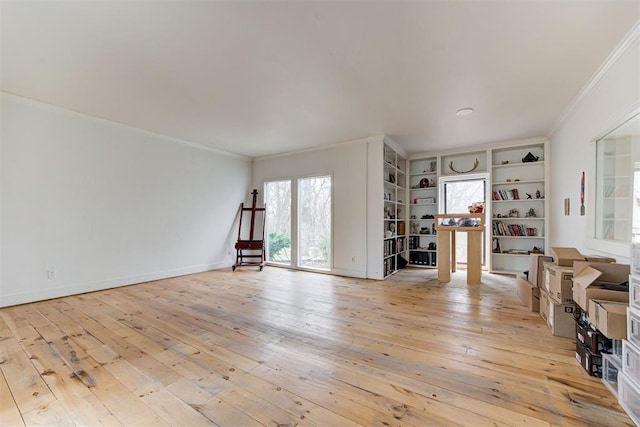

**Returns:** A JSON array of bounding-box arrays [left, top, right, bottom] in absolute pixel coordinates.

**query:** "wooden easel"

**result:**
[[232, 189, 266, 271]]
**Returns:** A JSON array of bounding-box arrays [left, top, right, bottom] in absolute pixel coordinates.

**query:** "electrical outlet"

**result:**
[[47, 270, 57, 280]]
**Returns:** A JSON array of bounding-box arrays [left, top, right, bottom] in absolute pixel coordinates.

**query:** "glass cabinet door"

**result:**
[[595, 137, 632, 241], [595, 112, 640, 244]]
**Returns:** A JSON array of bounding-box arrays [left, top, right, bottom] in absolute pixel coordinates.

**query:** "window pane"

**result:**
[[444, 179, 486, 265], [265, 180, 292, 265], [298, 176, 332, 270]]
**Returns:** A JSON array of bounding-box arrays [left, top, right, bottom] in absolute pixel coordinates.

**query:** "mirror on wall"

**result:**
[[594, 112, 640, 245]]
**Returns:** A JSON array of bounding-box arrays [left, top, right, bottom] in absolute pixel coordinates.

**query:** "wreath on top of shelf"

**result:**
[[448, 158, 479, 174]]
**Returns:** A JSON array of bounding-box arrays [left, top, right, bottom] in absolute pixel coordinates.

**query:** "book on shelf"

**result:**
[[409, 251, 436, 266], [492, 188, 520, 200], [492, 221, 538, 237]]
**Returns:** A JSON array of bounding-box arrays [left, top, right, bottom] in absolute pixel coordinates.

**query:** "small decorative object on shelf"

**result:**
[[525, 208, 537, 218], [411, 222, 419, 234], [430, 160, 437, 172], [468, 201, 485, 213], [536, 189, 542, 199], [385, 206, 392, 218], [439, 216, 482, 227], [449, 158, 479, 174], [522, 152, 539, 163], [508, 208, 519, 218], [492, 238, 501, 253]]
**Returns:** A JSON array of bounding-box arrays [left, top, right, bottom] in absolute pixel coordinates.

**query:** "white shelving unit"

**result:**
[[490, 142, 548, 275], [382, 144, 407, 277], [407, 156, 438, 267]]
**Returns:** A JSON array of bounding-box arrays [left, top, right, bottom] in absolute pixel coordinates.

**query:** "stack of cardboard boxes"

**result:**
[[571, 254, 628, 379], [517, 247, 629, 379]]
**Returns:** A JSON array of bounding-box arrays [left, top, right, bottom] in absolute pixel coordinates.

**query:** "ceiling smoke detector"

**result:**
[[456, 108, 474, 117]]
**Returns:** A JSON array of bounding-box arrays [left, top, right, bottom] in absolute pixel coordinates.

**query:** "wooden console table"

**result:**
[[434, 213, 485, 284]]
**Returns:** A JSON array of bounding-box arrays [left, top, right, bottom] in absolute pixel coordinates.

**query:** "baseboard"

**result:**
[[0, 261, 227, 308], [331, 267, 367, 279]]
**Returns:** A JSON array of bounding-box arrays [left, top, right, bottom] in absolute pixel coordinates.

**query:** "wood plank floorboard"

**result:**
[[0, 267, 634, 426]]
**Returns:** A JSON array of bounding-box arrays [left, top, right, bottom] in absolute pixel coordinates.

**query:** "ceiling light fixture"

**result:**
[[456, 107, 474, 117]]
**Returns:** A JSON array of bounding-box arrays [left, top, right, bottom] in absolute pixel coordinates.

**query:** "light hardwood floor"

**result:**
[[0, 267, 633, 426]]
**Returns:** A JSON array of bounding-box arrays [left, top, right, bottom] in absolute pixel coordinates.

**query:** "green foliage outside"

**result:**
[[269, 232, 291, 261]]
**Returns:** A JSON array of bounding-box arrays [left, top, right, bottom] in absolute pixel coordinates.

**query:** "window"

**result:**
[[264, 175, 332, 271], [265, 180, 292, 265], [298, 176, 332, 270], [441, 174, 488, 265]]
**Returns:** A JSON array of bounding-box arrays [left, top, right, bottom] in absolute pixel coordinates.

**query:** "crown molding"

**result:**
[[548, 20, 640, 138]]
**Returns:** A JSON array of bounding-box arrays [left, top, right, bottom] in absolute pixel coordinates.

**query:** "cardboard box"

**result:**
[[551, 247, 585, 267], [540, 290, 575, 338], [517, 274, 540, 312], [572, 262, 630, 310], [528, 254, 553, 288], [544, 263, 574, 304], [589, 300, 627, 339]]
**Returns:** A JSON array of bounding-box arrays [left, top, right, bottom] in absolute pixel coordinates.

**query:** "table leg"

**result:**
[[451, 230, 456, 273], [437, 230, 451, 283], [467, 231, 482, 284]]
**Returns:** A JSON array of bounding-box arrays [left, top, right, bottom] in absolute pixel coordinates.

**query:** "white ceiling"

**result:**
[[2, 1, 638, 158]]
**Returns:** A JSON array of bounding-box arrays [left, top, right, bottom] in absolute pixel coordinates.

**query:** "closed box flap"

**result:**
[[551, 247, 585, 266]]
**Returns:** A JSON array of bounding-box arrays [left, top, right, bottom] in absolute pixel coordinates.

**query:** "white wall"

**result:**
[[1, 94, 251, 307], [253, 139, 371, 278], [549, 27, 639, 261]]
